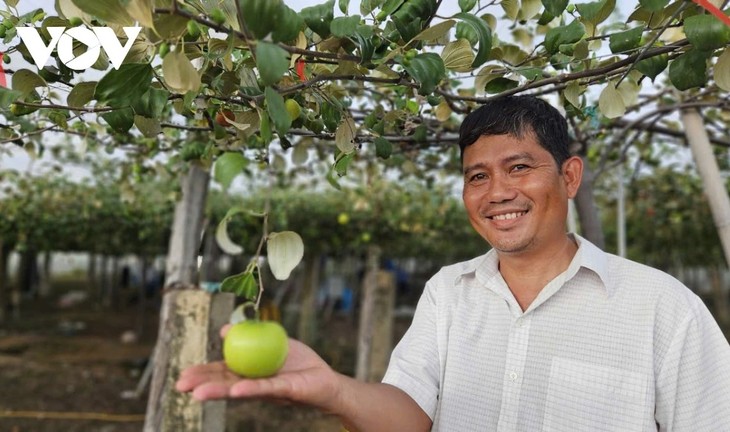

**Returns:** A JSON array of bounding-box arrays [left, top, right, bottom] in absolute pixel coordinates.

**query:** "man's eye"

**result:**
[[470, 173, 486, 182], [511, 164, 528, 172]]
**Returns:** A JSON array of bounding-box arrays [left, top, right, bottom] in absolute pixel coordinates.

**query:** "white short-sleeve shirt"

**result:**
[[382, 234, 730, 431]]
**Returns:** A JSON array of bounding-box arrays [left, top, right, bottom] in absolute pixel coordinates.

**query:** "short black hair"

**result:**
[[458, 95, 570, 167]]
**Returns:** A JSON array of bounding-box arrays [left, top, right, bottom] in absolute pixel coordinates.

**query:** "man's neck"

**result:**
[[497, 235, 578, 311]]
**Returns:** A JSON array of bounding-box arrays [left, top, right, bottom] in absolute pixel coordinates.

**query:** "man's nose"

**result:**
[[486, 174, 517, 203]]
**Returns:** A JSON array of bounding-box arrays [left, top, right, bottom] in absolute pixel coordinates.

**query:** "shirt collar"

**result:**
[[454, 233, 611, 296]]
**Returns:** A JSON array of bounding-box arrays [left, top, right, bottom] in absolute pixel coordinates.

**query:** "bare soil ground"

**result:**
[[0, 279, 393, 432]]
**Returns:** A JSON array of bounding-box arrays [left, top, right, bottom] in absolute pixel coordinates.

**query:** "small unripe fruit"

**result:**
[[186, 20, 201, 38], [158, 42, 170, 58], [210, 9, 226, 25], [285, 99, 301, 120]]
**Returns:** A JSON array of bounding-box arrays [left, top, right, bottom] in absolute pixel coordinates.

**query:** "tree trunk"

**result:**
[[88, 252, 97, 293], [110, 256, 120, 309], [356, 246, 395, 382], [297, 254, 321, 346], [682, 109, 730, 268], [200, 225, 222, 283], [37, 251, 53, 298], [144, 162, 225, 432], [573, 155, 605, 249], [0, 237, 7, 323], [100, 255, 110, 307]]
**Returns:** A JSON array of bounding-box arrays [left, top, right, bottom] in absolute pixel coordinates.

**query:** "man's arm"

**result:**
[[334, 377, 432, 432], [176, 337, 432, 432], [654, 297, 730, 430]]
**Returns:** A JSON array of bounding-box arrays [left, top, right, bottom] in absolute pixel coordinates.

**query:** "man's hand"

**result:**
[[175, 325, 342, 412], [176, 325, 432, 432]]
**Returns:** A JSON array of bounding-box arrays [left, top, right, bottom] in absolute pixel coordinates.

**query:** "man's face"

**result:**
[[461, 133, 581, 256]]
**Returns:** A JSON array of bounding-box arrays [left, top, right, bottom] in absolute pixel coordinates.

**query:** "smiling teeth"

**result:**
[[492, 212, 526, 221]]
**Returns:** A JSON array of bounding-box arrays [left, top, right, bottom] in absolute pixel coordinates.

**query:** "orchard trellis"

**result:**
[[1, 0, 729, 430]]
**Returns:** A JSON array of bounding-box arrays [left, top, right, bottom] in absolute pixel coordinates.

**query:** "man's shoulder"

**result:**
[[604, 253, 702, 312]]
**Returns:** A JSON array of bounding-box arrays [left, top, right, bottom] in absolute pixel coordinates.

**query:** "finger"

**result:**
[[229, 376, 293, 399], [176, 363, 231, 392], [179, 361, 227, 378], [220, 324, 232, 339], [191, 382, 233, 401]]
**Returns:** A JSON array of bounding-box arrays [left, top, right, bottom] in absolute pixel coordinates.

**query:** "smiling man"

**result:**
[[177, 95, 730, 431]]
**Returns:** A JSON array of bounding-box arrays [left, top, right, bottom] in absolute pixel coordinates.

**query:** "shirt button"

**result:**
[[509, 371, 518, 381], [516, 319, 526, 328]]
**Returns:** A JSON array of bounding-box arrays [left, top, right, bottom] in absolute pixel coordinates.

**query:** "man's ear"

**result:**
[[561, 156, 583, 199]]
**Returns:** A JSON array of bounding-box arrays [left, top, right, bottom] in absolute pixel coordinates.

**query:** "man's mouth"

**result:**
[[489, 211, 527, 221]]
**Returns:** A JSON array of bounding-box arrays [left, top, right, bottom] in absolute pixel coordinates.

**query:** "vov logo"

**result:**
[[16, 26, 142, 71]]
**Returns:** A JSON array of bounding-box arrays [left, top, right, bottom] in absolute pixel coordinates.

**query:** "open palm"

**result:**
[[176, 338, 341, 412]]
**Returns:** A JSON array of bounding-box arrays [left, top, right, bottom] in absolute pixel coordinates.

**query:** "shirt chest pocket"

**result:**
[[543, 357, 650, 432]]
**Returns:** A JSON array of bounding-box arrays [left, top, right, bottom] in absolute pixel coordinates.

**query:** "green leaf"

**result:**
[[239, 0, 283, 39], [542, 0, 567, 17], [67, 82, 97, 109], [256, 42, 289, 86], [598, 83, 625, 118], [134, 115, 161, 138], [334, 151, 355, 176], [71, 0, 133, 25], [125, 0, 155, 29], [403, 52, 446, 95], [271, 4, 304, 43], [563, 81, 583, 108], [392, 0, 439, 41], [215, 211, 244, 255], [0, 88, 23, 110], [454, 12, 493, 67], [609, 27, 643, 54], [502, 0, 519, 20], [267, 231, 304, 280], [94, 63, 153, 107], [484, 77, 519, 93], [414, 20, 456, 41], [331, 15, 361, 37], [353, 25, 376, 64], [101, 107, 134, 132], [455, 21, 478, 45], [544, 19, 585, 54], [575, 0, 615, 25], [459, 0, 477, 12], [638, 0, 669, 13], [259, 108, 273, 144], [715, 47, 730, 91], [215, 152, 248, 189], [376, 0, 405, 20], [669, 49, 710, 91], [131, 87, 169, 118], [335, 116, 357, 153], [221, 271, 258, 299], [517, 67, 542, 80], [11, 70, 47, 97], [339, 0, 351, 14], [321, 101, 342, 132], [162, 52, 201, 94], [264, 86, 291, 136], [301, 0, 335, 38], [635, 52, 668, 80], [374, 137, 392, 159], [442, 39, 475, 72], [684, 14, 730, 52]]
